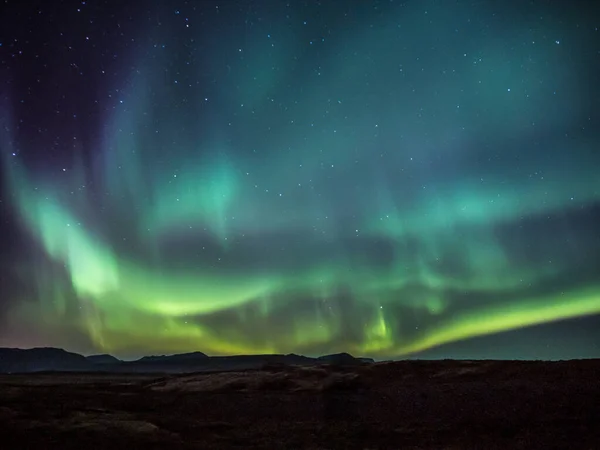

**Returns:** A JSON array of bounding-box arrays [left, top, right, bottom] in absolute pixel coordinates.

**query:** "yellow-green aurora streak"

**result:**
[[5, 158, 600, 357]]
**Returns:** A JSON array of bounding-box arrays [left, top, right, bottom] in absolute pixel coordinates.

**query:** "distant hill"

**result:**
[[136, 351, 208, 363], [357, 357, 376, 364], [86, 354, 121, 365], [0, 347, 374, 374], [318, 352, 364, 365], [0, 348, 93, 373]]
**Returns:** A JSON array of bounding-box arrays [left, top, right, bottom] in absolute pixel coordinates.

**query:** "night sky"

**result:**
[[1, 0, 599, 359]]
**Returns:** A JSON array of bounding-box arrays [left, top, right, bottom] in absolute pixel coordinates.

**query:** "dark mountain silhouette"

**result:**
[[318, 352, 364, 365], [127, 352, 326, 373], [86, 354, 121, 364], [136, 351, 208, 363], [358, 357, 376, 363], [0, 347, 93, 373], [0, 347, 373, 374]]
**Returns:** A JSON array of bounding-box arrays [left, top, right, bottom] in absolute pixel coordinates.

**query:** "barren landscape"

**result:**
[[0, 359, 598, 449]]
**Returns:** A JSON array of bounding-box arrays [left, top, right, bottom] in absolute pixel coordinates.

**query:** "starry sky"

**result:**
[[0, 0, 599, 359]]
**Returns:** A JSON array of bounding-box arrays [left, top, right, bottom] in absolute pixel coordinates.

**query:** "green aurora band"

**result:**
[[1, 1, 599, 357]]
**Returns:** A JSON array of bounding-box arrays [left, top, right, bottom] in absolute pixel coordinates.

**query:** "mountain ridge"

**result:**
[[0, 347, 374, 374]]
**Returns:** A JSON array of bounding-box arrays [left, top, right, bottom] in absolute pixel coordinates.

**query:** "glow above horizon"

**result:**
[[1, 0, 599, 358]]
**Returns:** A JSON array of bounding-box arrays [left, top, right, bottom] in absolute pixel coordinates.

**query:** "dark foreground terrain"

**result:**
[[0, 359, 598, 449]]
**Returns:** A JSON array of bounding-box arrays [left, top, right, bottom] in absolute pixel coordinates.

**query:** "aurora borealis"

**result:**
[[0, 0, 599, 359]]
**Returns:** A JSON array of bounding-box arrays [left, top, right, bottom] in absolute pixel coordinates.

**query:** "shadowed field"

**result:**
[[0, 360, 598, 449]]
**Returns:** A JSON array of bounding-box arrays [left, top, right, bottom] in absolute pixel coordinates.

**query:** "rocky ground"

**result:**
[[0, 359, 598, 449]]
